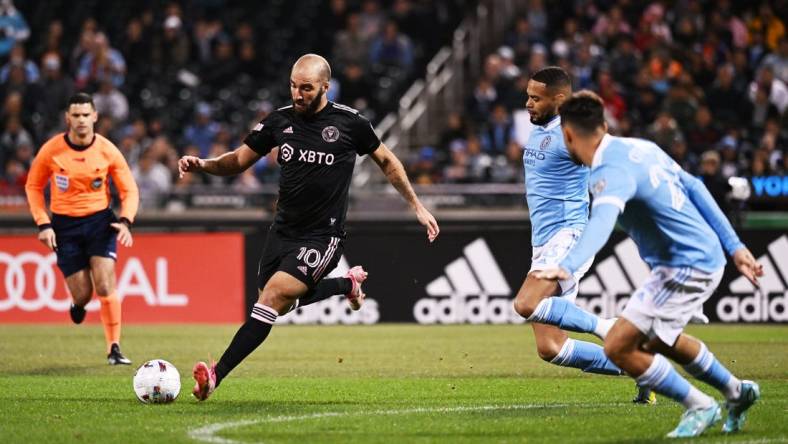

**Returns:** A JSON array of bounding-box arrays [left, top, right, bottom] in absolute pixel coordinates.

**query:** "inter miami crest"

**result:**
[[322, 126, 340, 143]]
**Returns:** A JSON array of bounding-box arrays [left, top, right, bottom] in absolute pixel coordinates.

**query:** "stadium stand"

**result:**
[[404, 1, 787, 191], [1, 0, 470, 209], [0, 0, 785, 214]]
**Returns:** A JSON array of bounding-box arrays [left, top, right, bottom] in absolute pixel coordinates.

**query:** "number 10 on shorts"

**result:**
[[297, 247, 321, 267]]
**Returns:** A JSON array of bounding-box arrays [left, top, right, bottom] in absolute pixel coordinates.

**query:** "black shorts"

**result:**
[[257, 225, 344, 290], [51, 208, 118, 277]]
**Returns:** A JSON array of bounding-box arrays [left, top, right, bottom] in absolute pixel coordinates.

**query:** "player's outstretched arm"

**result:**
[[369, 143, 439, 242], [178, 144, 262, 178], [678, 170, 744, 256], [535, 203, 620, 281], [538, 163, 634, 280]]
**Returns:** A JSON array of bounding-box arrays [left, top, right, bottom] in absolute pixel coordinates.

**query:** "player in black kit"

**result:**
[[179, 54, 440, 400]]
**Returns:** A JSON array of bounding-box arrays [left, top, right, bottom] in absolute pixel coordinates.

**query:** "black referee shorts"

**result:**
[[52, 208, 118, 277], [257, 226, 344, 290]]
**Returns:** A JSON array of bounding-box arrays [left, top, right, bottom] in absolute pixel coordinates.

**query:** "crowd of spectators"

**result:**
[[406, 0, 787, 200], [1, 0, 785, 212], [0, 0, 468, 209]]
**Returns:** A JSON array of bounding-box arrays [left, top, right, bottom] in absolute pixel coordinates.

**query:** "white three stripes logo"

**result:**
[[578, 238, 649, 294], [283, 126, 293, 134], [575, 238, 649, 318], [578, 235, 788, 296], [426, 238, 510, 297]]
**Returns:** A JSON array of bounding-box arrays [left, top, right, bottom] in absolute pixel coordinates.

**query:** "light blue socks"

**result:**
[[550, 338, 623, 375], [529, 297, 610, 338], [637, 354, 714, 409], [683, 343, 741, 400]]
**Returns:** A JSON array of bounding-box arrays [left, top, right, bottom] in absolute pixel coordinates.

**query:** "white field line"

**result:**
[[188, 402, 623, 444], [187, 401, 784, 444], [706, 440, 788, 444]]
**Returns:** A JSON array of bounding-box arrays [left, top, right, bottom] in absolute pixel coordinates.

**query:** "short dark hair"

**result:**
[[559, 90, 605, 135], [531, 66, 571, 91], [68, 92, 95, 109]]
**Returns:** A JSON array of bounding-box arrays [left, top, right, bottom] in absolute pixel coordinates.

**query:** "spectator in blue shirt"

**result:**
[[0, 0, 29, 58], [183, 103, 220, 158], [76, 32, 126, 89], [369, 20, 414, 73], [0, 43, 39, 84]]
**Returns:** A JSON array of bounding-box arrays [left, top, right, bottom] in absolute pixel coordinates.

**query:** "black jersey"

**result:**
[[244, 101, 380, 237]]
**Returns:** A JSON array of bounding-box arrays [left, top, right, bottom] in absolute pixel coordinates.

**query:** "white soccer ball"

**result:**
[[133, 359, 181, 404]]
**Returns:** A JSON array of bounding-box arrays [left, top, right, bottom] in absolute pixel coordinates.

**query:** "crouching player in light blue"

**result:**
[[536, 91, 764, 438], [515, 67, 653, 403], [513, 68, 656, 403]]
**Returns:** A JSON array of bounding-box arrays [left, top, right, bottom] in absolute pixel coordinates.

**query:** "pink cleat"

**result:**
[[192, 361, 217, 401], [344, 266, 368, 311]]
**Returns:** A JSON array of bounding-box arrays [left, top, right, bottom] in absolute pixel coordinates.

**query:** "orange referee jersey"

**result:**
[[25, 133, 139, 226]]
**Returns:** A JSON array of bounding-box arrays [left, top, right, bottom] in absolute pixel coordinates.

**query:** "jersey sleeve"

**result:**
[[24, 146, 53, 226], [243, 113, 280, 156], [678, 169, 744, 256], [560, 203, 619, 274], [557, 162, 636, 274], [109, 147, 140, 222], [351, 114, 381, 155], [589, 163, 637, 213]]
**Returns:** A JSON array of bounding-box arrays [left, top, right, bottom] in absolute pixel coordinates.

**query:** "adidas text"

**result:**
[[415, 238, 522, 324], [280, 296, 380, 325], [718, 235, 788, 322], [716, 292, 788, 322]]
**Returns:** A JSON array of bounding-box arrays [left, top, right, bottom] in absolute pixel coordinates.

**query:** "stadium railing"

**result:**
[[353, 0, 524, 188]]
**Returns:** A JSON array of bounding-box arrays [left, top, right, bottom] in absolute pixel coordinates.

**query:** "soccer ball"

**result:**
[[133, 359, 181, 404]]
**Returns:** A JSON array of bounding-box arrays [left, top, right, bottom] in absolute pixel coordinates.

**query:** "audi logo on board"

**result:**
[[0, 252, 189, 312], [0, 252, 72, 312], [0, 233, 245, 323]]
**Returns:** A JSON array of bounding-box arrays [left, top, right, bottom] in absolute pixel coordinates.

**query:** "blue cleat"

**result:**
[[723, 380, 760, 433], [666, 402, 722, 438]]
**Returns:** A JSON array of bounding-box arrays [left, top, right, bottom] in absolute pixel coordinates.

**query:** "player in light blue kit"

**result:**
[[511, 68, 653, 401], [537, 91, 763, 438]]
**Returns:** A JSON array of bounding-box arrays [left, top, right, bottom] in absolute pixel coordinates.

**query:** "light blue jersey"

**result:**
[[561, 135, 744, 275], [524, 116, 590, 247]]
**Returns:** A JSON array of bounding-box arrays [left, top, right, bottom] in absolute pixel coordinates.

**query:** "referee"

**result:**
[[25, 93, 138, 365], [180, 54, 439, 400]]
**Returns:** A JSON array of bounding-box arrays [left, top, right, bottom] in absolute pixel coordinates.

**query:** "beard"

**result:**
[[529, 109, 557, 126], [293, 87, 325, 116]]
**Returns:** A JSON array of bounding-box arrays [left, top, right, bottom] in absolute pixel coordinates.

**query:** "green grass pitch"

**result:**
[[1, 324, 786, 443]]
